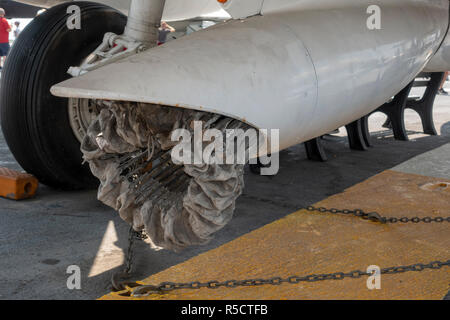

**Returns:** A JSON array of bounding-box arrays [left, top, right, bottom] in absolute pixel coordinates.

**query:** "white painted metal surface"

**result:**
[[51, 0, 449, 151], [218, 0, 264, 19], [162, 0, 229, 21], [123, 0, 165, 44], [16, 0, 230, 21], [67, 0, 165, 77], [425, 30, 450, 72]]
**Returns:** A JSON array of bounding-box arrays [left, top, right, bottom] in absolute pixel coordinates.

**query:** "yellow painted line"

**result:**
[[101, 170, 450, 300]]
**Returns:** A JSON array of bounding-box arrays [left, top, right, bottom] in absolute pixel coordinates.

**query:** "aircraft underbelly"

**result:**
[[15, 0, 227, 21], [52, 0, 449, 151]]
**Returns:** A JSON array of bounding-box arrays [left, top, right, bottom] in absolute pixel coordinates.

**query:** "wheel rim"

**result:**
[[68, 98, 101, 143]]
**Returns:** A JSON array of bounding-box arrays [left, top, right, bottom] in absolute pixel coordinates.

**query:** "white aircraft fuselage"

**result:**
[[16, 0, 450, 151], [16, 0, 230, 21]]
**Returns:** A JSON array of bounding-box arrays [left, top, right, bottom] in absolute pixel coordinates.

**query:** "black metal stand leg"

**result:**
[[346, 119, 368, 151], [389, 106, 409, 141], [406, 72, 444, 136], [416, 104, 438, 135], [377, 81, 414, 141], [361, 115, 372, 147], [381, 118, 392, 129], [305, 137, 327, 162]]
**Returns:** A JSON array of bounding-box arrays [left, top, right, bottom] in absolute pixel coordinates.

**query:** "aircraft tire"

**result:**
[[0, 2, 126, 190]]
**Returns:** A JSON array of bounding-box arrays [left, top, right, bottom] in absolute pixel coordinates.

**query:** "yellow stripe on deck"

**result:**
[[101, 170, 450, 300]]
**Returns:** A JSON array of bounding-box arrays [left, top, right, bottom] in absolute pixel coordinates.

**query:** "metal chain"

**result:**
[[129, 260, 450, 297], [111, 226, 147, 291], [124, 226, 137, 274], [115, 203, 449, 296], [304, 206, 450, 224], [242, 195, 450, 224]]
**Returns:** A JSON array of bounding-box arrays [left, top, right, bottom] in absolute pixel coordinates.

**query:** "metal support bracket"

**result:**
[[345, 118, 369, 151], [372, 72, 443, 141], [405, 72, 444, 136], [67, 0, 165, 77], [376, 81, 415, 141], [68, 32, 147, 77], [305, 137, 328, 162]]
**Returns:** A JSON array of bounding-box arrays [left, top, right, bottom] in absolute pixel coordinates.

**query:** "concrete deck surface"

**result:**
[[102, 170, 449, 300]]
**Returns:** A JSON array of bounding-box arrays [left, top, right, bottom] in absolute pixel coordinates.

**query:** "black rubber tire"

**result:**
[[0, 2, 127, 190]]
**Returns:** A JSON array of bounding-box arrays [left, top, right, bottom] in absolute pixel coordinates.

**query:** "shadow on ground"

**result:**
[[132, 130, 450, 299], [0, 127, 449, 299]]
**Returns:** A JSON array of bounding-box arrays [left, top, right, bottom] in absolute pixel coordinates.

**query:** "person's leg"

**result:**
[[439, 72, 448, 89], [3, 43, 9, 65], [438, 71, 449, 95], [0, 43, 7, 69]]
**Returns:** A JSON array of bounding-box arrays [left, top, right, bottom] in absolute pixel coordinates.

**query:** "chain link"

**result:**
[[241, 195, 450, 224], [114, 203, 449, 296], [129, 260, 450, 297], [111, 227, 147, 292], [305, 206, 450, 224]]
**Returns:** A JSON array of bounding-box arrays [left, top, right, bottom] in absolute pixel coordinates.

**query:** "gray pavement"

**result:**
[[0, 93, 449, 300], [392, 143, 450, 179]]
